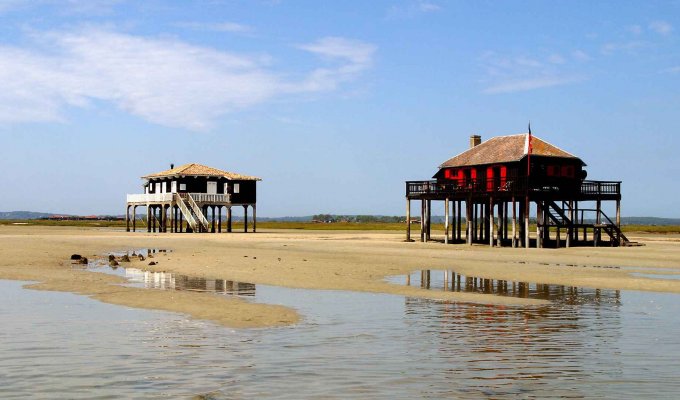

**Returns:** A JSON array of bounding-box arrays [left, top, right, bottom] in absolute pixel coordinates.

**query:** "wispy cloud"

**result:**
[[175, 21, 253, 34], [294, 37, 376, 92], [661, 66, 680, 74], [0, 29, 375, 130], [649, 20, 673, 36], [601, 40, 647, 55], [0, 0, 124, 15], [484, 76, 581, 94], [387, 0, 441, 19], [480, 51, 583, 94]]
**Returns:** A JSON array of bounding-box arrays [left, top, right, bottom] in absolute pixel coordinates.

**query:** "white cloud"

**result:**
[[649, 20, 673, 36], [480, 51, 583, 94], [627, 24, 643, 35], [662, 66, 680, 74], [547, 53, 565, 64], [387, 0, 441, 19], [572, 50, 591, 61], [0, 29, 375, 130], [175, 21, 253, 34], [601, 40, 647, 55], [294, 37, 376, 92], [484, 76, 581, 94]]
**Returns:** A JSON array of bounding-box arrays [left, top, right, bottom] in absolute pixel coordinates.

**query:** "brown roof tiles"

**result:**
[[438, 133, 583, 168], [142, 163, 261, 181]]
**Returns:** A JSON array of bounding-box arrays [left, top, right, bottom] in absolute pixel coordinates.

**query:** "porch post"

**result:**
[[243, 205, 248, 233], [444, 197, 450, 244], [406, 198, 411, 242], [253, 204, 257, 233]]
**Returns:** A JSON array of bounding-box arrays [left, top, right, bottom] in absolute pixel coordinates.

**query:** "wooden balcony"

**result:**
[[126, 192, 232, 205], [406, 178, 621, 201]]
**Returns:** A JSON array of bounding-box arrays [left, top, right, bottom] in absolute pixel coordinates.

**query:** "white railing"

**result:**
[[185, 193, 231, 203], [126, 193, 173, 203], [185, 194, 210, 231], [174, 194, 198, 231]]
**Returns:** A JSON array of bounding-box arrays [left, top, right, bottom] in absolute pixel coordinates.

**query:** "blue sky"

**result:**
[[0, 0, 679, 217]]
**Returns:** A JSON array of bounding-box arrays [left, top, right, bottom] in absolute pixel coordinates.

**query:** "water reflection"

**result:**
[[390, 270, 621, 305], [82, 249, 256, 297], [121, 268, 256, 296]]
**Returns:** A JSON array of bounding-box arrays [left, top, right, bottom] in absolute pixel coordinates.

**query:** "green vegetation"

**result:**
[[3, 218, 680, 234]]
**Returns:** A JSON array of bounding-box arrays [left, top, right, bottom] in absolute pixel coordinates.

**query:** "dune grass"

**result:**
[[2, 219, 680, 234]]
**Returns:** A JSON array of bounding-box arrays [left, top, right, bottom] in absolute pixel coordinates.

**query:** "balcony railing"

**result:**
[[178, 193, 231, 203], [126, 192, 232, 204], [406, 178, 620, 198], [126, 193, 173, 203]]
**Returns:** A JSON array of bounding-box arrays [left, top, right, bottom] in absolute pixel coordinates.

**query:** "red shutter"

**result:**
[[486, 167, 494, 191], [500, 166, 507, 187]]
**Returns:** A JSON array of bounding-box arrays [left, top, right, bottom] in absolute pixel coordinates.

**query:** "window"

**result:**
[[179, 183, 186, 191], [234, 183, 240, 194]]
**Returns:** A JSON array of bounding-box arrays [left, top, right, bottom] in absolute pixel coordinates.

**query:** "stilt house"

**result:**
[[405, 133, 631, 247], [125, 163, 260, 233]]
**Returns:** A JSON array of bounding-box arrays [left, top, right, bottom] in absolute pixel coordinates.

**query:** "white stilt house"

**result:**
[[126, 163, 261, 233]]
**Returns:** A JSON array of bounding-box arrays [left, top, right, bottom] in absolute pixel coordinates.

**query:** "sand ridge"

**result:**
[[1, 225, 679, 328]]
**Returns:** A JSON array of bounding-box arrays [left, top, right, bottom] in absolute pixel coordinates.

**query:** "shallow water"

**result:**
[[2, 263, 680, 398]]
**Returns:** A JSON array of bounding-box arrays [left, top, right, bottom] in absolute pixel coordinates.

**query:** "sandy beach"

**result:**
[[1, 225, 679, 328]]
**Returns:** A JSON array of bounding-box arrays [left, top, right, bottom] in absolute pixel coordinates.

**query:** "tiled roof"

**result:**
[[142, 163, 261, 181], [438, 133, 583, 168]]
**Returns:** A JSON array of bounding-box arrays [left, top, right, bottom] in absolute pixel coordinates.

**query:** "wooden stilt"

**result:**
[[536, 201, 543, 248], [218, 206, 222, 233], [211, 206, 216, 233], [420, 200, 425, 242], [132, 206, 137, 232], [125, 205, 130, 232], [511, 197, 517, 248], [406, 198, 411, 242], [466, 199, 473, 245], [451, 200, 456, 242], [227, 207, 232, 232], [426, 199, 431, 241], [457, 200, 462, 241], [525, 197, 530, 248], [243, 205, 248, 233], [489, 197, 495, 247], [444, 197, 450, 244], [253, 204, 257, 233]]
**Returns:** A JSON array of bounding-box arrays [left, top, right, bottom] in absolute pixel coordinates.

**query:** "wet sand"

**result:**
[[1, 225, 679, 328]]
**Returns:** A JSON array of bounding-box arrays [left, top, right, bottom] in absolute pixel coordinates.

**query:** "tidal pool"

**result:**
[[2, 261, 680, 398]]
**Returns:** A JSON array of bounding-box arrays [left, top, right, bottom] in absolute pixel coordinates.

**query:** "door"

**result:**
[[207, 181, 217, 194], [171, 181, 177, 194]]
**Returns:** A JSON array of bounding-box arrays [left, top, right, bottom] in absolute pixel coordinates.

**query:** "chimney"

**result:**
[[170, 163, 174, 169], [470, 135, 481, 148]]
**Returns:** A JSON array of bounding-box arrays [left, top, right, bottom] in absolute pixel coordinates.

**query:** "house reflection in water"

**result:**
[[123, 268, 256, 296], [403, 269, 621, 305], [401, 271, 624, 397]]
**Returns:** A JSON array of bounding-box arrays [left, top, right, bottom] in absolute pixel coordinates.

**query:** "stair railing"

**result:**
[[185, 194, 210, 232], [175, 194, 198, 231]]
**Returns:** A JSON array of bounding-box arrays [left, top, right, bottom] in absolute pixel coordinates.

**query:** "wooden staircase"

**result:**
[[175, 193, 209, 232], [542, 200, 638, 247]]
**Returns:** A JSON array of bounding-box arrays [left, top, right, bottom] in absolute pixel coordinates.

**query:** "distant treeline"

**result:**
[[312, 214, 405, 223]]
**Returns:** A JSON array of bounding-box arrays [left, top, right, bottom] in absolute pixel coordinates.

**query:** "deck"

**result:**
[[406, 179, 621, 201]]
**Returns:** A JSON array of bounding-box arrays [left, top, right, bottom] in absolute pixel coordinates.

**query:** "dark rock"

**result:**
[[138, 255, 145, 261], [109, 260, 119, 267], [70, 254, 82, 260], [120, 255, 131, 262], [78, 257, 88, 264], [148, 261, 156, 266], [108, 254, 115, 262]]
